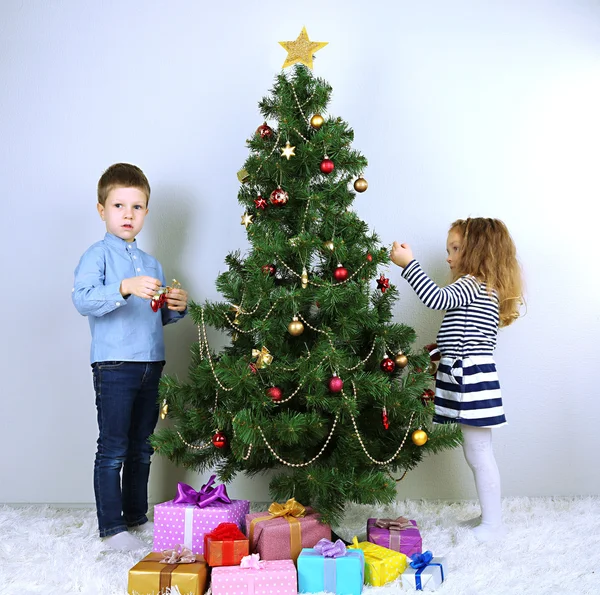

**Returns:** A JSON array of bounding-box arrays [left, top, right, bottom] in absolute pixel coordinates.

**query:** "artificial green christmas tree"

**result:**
[[152, 34, 461, 525]]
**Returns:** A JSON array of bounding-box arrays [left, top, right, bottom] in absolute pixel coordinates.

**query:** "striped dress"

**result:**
[[401, 259, 506, 428]]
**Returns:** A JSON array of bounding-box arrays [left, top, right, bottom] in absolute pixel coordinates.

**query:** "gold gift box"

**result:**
[[127, 552, 207, 595], [349, 537, 407, 587]]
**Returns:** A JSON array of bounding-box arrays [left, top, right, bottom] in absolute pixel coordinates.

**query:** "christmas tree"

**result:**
[[152, 29, 461, 525]]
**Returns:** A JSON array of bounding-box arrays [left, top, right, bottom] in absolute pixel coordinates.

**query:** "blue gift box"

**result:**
[[298, 546, 364, 595]]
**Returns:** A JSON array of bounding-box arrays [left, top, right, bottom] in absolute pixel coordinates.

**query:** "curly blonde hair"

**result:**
[[450, 218, 524, 327]]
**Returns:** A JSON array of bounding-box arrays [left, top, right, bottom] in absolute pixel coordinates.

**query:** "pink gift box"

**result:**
[[367, 517, 422, 558], [153, 498, 250, 555], [211, 559, 297, 595], [246, 507, 331, 563]]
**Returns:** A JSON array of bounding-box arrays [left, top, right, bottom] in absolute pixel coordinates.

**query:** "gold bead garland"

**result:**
[[296, 312, 336, 351], [257, 411, 340, 468], [198, 310, 235, 392], [271, 353, 330, 405], [255, 133, 282, 177], [344, 381, 416, 465], [274, 253, 368, 288], [242, 444, 253, 460], [176, 430, 212, 451], [340, 339, 377, 371]]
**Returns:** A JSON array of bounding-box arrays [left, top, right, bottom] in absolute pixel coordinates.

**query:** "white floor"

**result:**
[[1, 497, 599, 595]]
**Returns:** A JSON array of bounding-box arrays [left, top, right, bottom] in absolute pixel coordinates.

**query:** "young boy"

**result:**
[[72, 163, 188, 551]]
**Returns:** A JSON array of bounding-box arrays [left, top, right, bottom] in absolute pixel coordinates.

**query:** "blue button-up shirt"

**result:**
[[72, 232, 185, 364]]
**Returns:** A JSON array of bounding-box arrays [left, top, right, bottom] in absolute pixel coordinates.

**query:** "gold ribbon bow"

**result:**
[[267, 498, 306, 519], [160, 545, 196, 564], [249, 498, 306, 563], [252, 346, 273, 368], [375, 516, 414, 530]]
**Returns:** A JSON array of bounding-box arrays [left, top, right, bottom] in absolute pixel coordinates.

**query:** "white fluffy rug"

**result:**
[[1, 497, 599, 595]]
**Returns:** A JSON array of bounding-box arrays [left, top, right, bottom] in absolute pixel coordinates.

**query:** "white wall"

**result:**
[[1, 0, 598, 507]]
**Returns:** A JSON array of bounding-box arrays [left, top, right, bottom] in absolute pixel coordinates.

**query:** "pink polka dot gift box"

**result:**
[[153, 477, 250, 555], [211, 554, 297, 595]]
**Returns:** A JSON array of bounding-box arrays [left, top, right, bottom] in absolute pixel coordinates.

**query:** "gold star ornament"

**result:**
[[281, 141, 296, 160], [279, 27, 328, 70], [241, 212, 254, 229]]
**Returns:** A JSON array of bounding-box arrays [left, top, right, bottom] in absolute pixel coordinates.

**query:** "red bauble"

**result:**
[[377, 274, 390, 293], [328, 375, 344, 393], [151, 299, 159, 312], [333, 265, 349, 282], [421, 388, 435, 406], [320, 158, 335, 174], [366, 253, 373, 262], [212, 431, 227, 449], [382, 407, 390, 430], [266, 386, 283, 401], [254, 196, 268, 210], [261, 263, 277, 276], [256, 123, 273, 139], [270, 187, 289, 206], [380, 357, 396, 373]]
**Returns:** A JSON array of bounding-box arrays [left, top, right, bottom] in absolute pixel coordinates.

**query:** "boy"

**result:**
[[72, 163, 188, 551]]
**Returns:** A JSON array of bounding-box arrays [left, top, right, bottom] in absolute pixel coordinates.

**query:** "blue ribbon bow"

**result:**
[[410, 551, 444, 590]]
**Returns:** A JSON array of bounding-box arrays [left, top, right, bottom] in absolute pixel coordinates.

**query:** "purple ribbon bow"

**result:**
[[314, 538, 347, 558], [172, 475, 231, 508]]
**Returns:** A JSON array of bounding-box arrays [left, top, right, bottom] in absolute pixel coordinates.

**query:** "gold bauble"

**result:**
[[412, 429, 428, 446], [310, 114, 325, 129], [160, 399, 168, 420], [323, 240, 335, 251], [395, 353, 409, 368], [427, 362, 438, 375], [301, 267, 308, 289], [354, 177, 368, 193], [288, 316, 305, 336]]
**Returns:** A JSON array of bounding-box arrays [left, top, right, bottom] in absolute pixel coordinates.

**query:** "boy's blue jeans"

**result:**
[[92, 361, 163, 538]]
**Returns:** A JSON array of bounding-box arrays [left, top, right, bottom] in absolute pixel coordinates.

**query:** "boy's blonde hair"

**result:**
[[97, 163, 151, 206], [450, 218, 523, 327]]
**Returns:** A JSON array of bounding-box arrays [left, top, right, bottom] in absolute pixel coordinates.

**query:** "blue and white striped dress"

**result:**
[[401, 259, 506, 428]]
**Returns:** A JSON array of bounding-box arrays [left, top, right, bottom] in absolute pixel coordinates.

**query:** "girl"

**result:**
[[390, 218, 523, 542]]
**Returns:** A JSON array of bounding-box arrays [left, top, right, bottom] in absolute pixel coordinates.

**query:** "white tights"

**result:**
[[461, 425, 506, 541]]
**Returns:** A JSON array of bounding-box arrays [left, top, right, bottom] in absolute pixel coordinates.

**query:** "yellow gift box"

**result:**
[[348, 536, 407, 587], [127, 551, 207, 595]]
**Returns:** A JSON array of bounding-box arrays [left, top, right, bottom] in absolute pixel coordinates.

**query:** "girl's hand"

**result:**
[[390, 241, 414, 268], [165, 287, 188, 311]]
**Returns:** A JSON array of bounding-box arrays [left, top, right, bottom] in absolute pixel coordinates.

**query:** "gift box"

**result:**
[[211, 555, 297, 595], [348, 536, 407, 587], [246, 498, 331, 563], [367, 517, 422, 558], [403, 551, 446, 591], [127, 548, 207, 595], [153, 476, 250, 555], [298, 539, 364, 595], [204, 522, 249, 567]]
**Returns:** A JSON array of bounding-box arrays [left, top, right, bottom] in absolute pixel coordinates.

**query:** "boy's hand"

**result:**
[[120, 276, 161, 300], [165, 287, 188, 311], [390, 241, 414, 268]]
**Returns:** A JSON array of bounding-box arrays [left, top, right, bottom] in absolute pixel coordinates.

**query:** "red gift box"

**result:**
[[204, 522, 249, 567]]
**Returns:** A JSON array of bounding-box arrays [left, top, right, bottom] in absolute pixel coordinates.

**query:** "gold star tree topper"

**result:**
[[279, 27, 328, 70]]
